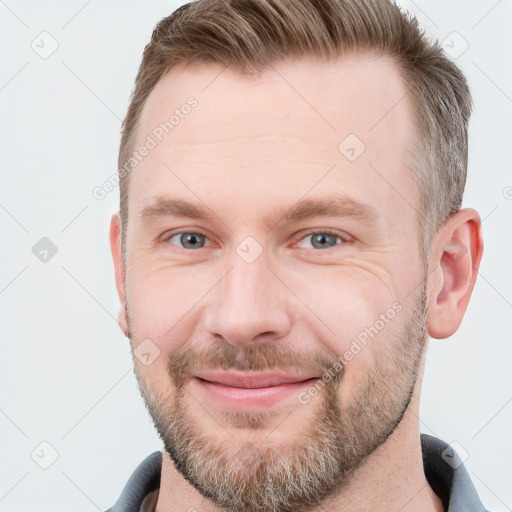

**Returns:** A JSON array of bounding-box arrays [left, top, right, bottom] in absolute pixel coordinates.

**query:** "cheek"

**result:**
[[129, 256, 401, 333], [127, 251, 413, 395], [126, 262, 213, 377], [135, 357, 172, 399], [283, 264, 408, 389], [129, 289, 197, 397], [285, 261, 399, 341]]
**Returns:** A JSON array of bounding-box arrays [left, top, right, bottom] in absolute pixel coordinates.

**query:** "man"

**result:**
[[107, 0, 487, 511]]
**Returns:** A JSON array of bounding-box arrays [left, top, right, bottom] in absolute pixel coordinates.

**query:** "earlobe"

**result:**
[[426, 209, 484, 339], [109, 212, 130, 337]]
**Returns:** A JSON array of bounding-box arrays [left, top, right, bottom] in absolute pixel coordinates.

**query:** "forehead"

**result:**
[[129, 54, 418, 224]]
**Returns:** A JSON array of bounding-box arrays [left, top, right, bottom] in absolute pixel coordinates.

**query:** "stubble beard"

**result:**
[[130, 287, 428, 512]]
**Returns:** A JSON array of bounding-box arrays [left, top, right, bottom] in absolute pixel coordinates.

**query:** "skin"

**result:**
[[110, 54, 483, 512]]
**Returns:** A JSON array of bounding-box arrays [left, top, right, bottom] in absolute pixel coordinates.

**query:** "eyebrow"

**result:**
[[140, 197, 214, 223], [139, 194, 379, 229]]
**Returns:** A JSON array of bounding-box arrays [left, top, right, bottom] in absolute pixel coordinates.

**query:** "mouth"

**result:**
[[191, 372, 320, 410], [193, 371, 320, 388]]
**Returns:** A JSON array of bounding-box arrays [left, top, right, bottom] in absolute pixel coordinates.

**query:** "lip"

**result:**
[[193, 371, 319, 388], [191, 372, 319, 410]]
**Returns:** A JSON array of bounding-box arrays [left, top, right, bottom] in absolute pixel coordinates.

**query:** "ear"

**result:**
[[109, 212, 129, 337], [426, 208, 484, 339]]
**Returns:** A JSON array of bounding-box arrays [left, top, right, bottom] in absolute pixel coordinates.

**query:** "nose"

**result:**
[[202, 252, 293, 346]]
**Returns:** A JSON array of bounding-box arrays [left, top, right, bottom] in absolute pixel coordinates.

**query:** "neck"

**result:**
[[313, 407, 445, 512]]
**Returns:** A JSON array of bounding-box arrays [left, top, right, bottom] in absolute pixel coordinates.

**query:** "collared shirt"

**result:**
[[105, 434, 490, 512]]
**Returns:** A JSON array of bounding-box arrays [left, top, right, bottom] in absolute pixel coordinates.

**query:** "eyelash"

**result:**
[[162, 229, 351, 251]]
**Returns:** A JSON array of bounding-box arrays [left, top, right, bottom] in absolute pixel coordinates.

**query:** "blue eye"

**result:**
[[169, 232, 207, 249], [297, 232, 342, 250], [165, 230, 346, 252]]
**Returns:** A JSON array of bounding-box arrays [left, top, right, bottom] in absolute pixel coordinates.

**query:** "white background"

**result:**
[[1, 1, 511, 511]]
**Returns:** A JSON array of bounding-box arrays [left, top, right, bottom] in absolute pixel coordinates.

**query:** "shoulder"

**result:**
[[421, 434, 492, 512], [104, 451, 162, 512]]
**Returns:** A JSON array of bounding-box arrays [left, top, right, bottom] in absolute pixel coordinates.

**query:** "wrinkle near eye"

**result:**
[[338, 256, 398, 303]]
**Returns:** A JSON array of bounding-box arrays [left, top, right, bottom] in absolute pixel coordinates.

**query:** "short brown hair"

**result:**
[[118, 0, 472, 261]]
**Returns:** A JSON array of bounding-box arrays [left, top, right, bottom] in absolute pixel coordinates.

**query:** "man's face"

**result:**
[[120, 55, 429, 511]]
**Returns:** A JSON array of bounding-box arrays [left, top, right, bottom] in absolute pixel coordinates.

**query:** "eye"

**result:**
[[296, 231, 345, 250], [164, 230, 348, 251], [168, 232, 208, 249]]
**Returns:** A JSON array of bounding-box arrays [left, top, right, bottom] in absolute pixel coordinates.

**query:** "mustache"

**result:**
[[168, 340, 343, 389]]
